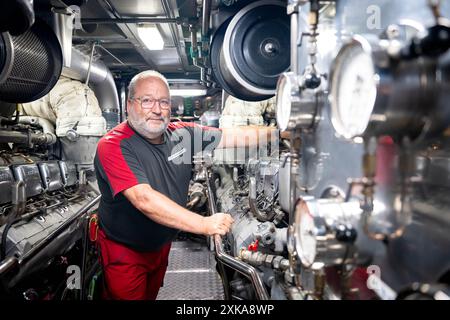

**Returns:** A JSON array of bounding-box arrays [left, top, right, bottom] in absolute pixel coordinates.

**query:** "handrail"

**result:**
[[206, 176, 269, 300]]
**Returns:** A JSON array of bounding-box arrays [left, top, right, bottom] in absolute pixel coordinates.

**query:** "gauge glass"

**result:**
[[331, 43, 377, 139]]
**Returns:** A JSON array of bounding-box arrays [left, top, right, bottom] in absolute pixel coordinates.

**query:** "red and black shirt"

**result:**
[[94, 121, 221, 252]]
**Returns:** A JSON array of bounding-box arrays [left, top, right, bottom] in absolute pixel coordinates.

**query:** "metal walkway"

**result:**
[[157, 240, 225, 300]]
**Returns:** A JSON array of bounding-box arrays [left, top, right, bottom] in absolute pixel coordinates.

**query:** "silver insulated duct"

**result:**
[[62, 48, 120, 131], [52, 12, 120, 131]]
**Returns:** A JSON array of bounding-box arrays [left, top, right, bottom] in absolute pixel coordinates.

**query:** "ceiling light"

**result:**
[[170, 89, 207, 97], [137, 25, 164, 50]]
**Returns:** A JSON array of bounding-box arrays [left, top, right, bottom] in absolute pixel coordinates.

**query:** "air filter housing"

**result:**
[[0, 19, 62, 103]]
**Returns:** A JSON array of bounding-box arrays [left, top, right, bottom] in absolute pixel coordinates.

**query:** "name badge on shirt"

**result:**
[[168, 147, 187, 162]]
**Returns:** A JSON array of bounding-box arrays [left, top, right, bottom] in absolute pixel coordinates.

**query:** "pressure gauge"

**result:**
[[329, 35, 378, 140], [276, 72, 322, 131], [276, 72, 299, 131], [292, 199, 317, 268], [329, 25, 450, 140]]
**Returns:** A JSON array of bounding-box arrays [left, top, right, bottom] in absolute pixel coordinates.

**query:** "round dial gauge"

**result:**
[[276, 72, 296, 131], [330, 37, 378, 140], [294, 200, 317, 268]]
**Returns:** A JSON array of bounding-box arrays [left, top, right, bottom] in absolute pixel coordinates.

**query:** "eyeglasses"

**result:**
[[131, 96, 171, 110]]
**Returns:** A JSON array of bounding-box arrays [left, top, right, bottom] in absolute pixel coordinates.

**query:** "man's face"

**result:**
[[127, 77, 171, 140]]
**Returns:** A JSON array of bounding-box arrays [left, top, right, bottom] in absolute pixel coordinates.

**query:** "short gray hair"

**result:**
[[128, 70, 170, 99]]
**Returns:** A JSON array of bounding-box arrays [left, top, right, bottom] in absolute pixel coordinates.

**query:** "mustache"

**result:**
[[145, 115, 165, 121]]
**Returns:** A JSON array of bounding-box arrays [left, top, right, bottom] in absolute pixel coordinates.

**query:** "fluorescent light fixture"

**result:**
[[170, 89, 207, 97], [137, 25, 164, 50]]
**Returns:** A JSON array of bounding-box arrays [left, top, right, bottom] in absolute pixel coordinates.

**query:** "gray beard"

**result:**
[[128, 114, 169, 141]]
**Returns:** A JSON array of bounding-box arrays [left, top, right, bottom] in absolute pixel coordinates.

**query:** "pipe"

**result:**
[[290, 12, 299, 74], [249, 177, 276, 222], [190, 26, 211, 86], [0, 256, 18, 275], [18, 116, 57, 145], [62, 48, 120, 117], [190, 26, 199, 58], [81, 17, 181, 24], [0, 181, 26, 261], [202, 0, 212, 37], [120, 82, 127, 122], [0, 130, 56, 145], [239, 249, 290, 271], [186, 195, 201, 209], [206, 176, 270, 300]]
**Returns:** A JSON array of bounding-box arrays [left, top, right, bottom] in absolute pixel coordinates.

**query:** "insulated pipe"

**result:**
[[206, 176, 270, 300], [52, 14, 119, 117], [63, 48, 120, 117]]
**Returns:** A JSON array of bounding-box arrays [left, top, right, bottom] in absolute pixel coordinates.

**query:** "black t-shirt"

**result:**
[[94, 121, 222, 252]]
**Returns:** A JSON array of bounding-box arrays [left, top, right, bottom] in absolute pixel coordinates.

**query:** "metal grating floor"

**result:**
[[157, 240, 225, 300]]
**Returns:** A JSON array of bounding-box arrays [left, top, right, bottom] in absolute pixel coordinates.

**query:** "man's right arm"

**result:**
[[122, 183, 233, 236]]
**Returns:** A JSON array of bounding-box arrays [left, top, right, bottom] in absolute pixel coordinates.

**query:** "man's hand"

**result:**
[[201, 213, 234, 236], [123, 184, 234, 236]]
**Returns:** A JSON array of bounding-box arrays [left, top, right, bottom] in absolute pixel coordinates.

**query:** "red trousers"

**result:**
[[97, 228, 171, 300]]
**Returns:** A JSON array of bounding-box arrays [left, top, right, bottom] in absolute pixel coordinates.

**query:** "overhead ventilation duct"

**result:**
[[0, 18, 63, 104]]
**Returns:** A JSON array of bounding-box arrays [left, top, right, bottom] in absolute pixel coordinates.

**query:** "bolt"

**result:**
[[264, 42, 276, 53]]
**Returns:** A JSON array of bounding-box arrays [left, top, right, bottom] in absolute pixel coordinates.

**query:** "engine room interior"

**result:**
[[0, 0, 449, 302]]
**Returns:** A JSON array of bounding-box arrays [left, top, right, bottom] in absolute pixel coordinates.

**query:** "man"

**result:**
[[94, 70, 278, 300]]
